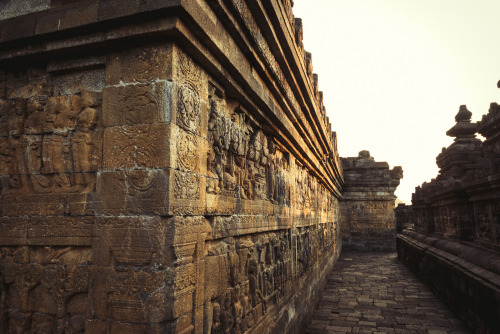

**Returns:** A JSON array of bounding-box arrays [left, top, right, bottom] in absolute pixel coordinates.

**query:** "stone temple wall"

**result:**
[[395, 203, 413, 233], [0, 1, 344, 333], [398, 99, 500, 333], [340, 151, 403, 251]]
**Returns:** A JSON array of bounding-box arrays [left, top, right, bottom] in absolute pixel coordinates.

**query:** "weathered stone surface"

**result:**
[[399, 95, 500, 333], [340, 151, 403, 251], [306, 252, 473, 334], [0, 1, 343, 333], [395, 203, 413, 233]]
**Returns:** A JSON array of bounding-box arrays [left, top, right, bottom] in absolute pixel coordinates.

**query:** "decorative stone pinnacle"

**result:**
[[446, 105, 477, 139], [455, 105, 472, 122], [358, 150, 371, 158]]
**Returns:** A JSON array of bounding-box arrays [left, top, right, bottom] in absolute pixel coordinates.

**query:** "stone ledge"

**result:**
[[397, 230, 500, 333], [400, 229, 500, 276]]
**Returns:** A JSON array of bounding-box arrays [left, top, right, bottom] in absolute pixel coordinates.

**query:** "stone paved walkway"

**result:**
[[305, 252, 472, 334]]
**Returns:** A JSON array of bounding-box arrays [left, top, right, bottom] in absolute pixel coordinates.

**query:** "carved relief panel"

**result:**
[[474, 201, 494, 241], [0, 89, 102, 195], [205, 228, 298, 334]]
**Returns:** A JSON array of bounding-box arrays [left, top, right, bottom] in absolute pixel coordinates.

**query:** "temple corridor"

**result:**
[[306, 252, 472, 334]]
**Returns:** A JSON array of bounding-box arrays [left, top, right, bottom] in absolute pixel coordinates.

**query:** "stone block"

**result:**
[[52, 68, 106, 95], [105, 44, 173, 85], [168, 169, 206, 216], [103, 123, 173, 170], [98, 0, 180, 22], [0, 14, 36, 43], [172, 45, 208, 102], [98, 0, 138, 21], [95, 171, 127, 215], [1, 194, 67, 216], [27, 216, 93, 246], [206, 193, 235, 215], [174, 126, 208, 175], [102, 81, 173, 126], [125, 169, 170, 215], [90, 217, 174, 269], [0, 0, 50, 21], [89, 266, 176, 323], [66, 192, 97, 216], [0, 218, 28, 245], [170, 83, 208, 137], [96, 169, 205, 216], [204, 254, 231, 301], [34, 1, 99, 35]]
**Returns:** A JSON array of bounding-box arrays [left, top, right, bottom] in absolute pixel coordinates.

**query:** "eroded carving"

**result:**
[[177, 130, 199, 171], [177, 85, 200, 133], [174, 170, 200, 200], [0, 89, 101, 194]]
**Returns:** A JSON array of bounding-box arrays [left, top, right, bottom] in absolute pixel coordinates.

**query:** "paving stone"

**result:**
[[306, 252, 473, 333]]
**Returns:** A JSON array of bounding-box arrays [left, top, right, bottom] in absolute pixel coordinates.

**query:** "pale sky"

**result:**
[[293, 0, 500, 203]]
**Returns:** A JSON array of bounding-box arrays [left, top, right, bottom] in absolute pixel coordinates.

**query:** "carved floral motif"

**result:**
[[174, 170, 200, 200]]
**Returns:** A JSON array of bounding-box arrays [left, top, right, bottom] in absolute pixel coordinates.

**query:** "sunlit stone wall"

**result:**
[[0, 1, 343, 333], [340, 151, 403, 251]]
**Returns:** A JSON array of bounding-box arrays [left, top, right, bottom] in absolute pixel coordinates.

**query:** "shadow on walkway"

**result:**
[[305, 251, 472, 334]]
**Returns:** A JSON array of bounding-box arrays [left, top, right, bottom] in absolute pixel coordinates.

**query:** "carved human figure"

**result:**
[[42, 96, 74, 190], [240, 281, 253, 331], [211, 300, 222, 334], [228, 250, 240, 286], [266, 139, 277, 202], [234, 123, 251, 199], [72, 92, 98, 192], [207, 101, 223, 193], [248, 131, 262, 167], [25, 96, 46, 134], [0, 100, 9, 137], [494, 202, 500, 243], [247, 257, 265, 314], [247, 131, 267, 199], [475, 203, 491, 239], [15, 266, 39, 311], [7, 99, 26, 138], [4, 103, 28, 191], [221, 291, 234, 333], [26, 136, 52, 193], [0, 137, 12, 176], [231, 285, 243, 334]]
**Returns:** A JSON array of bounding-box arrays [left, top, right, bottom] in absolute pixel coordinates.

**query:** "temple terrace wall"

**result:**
[[340, 151, 403, 251], [0, 1, 344, 333], [398, 99, 500, 333]]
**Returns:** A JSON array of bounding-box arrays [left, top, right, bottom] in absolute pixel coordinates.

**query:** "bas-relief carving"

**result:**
[[107, 46, 171, 84], [206, 228, 308, 334], [206, 89, 298, 207], [177, 85, 201, 133], [177, 129, 199, 172], [0, 89, 101, 195], [0, 14, 343, 334], [176, 50, 203, 134], [0, 247, 89, 333], [174, 170, 200, 200]]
